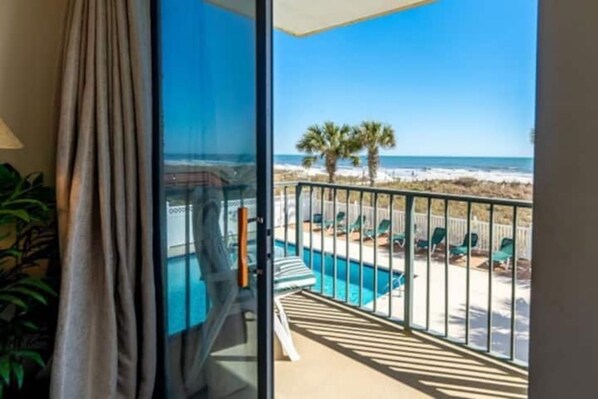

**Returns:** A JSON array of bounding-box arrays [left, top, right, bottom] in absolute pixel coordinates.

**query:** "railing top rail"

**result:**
[[291, 181, 533, 208], [274, 181, 299, 188]]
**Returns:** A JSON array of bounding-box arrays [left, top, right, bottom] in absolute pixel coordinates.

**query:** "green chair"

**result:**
[[392, 224, 418, 248], [450, 232, 479, 257], [340, 215, 366, 235], [312, 213, 322, 224], [364, 219, 391, 240], [417, 227, 446, 253], [320, 211, 345, 230], [492, 238, 514, 267]]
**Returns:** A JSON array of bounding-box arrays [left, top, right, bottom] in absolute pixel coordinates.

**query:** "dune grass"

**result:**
[[275, 171, 533, 226]]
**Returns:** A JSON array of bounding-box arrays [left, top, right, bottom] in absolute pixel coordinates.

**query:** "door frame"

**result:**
[[256, 0, 274, 397], [150, 0, 274, 397]]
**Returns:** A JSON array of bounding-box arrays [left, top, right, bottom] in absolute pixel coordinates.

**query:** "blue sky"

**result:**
[[161, 1, 256, 157], [274, 0, 538, 157], [161, 0, 537, 158]]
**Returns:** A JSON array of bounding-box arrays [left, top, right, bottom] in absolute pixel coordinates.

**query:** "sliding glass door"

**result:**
[[157, 0, 272, 397]]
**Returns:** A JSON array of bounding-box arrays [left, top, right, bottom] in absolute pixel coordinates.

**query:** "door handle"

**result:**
[[237, 207, 249, 288]]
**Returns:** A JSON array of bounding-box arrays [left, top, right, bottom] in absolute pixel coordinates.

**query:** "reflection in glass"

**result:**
[[160, 0, 258, 397]]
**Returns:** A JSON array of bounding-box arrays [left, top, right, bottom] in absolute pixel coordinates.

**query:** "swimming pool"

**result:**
[[285, 242, 404, 306], [166, 241, 403, 334], [167, 255, 208, 335]]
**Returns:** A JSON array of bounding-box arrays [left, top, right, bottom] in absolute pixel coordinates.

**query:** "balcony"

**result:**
[[164, 180, 531, 397], [276, 293, 528, 399], [274, 181, 531, 397]]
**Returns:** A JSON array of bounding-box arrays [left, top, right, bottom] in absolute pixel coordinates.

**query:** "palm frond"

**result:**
[[296, 122, 363, 183]]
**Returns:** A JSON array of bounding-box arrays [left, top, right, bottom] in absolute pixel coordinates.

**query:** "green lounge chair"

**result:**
[[320, 211, 345, 230], [417, 227, 446, 253], [492, 238, 514, 267], [392, 224, 418, 248], [450, 233, 479, 257], [312, 213, 322, 224], [364, 219, 391, 240], [339, 215, 366, 235]]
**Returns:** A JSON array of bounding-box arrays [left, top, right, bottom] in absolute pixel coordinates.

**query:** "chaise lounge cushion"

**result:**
[[274, 256, 316, 294]]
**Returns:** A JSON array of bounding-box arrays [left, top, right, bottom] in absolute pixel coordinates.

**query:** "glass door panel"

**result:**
[[159, 1, 262, 397]]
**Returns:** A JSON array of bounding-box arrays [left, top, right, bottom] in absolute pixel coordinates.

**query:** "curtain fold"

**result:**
[[52, 0, 156, 397]]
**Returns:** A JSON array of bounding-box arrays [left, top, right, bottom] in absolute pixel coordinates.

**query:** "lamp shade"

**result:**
[[0, 117, 24, 149]]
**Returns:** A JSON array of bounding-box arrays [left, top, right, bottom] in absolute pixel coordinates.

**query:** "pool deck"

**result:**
[[276, 292, 528, 399], [275, 223, 531, 364]]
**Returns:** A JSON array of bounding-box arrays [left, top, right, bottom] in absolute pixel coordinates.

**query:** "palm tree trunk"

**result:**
[[325, 155, 336, 200], [368, 148, 379, 187], [325, 155, 336, 184]]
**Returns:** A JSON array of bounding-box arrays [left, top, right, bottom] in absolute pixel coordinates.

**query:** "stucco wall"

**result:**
[[0, 0, 69, 180], [529, 0, 598, 397]]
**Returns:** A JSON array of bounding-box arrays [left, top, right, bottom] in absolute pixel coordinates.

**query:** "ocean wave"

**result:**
[[162, 159, 533, 184], [165, 159, 254, 167], [275, 164, 533, 184]]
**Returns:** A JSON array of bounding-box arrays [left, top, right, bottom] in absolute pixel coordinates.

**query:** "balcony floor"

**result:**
[[276, 292, 528, 399]]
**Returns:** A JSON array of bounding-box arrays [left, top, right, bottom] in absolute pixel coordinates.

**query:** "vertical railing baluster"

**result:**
[[185, 188, 191, 330], [320, 187, 325, 294], [510, 206, 518, 361], [224, 190, 229, 248], [284, 186, 289, 256], [389, 195, 394, 318], [465, 201, 472, 345], [444, 199, 449, 337], [404, 195, 415, 329], [359, 191, 364, 308], [333, 188, 338, 299], [487, 204, 495, 352], [309, 186, 314, 272], [373, 192, 379, 313], [295, 184, 303, 258], [346, 189, 350, 303], [426, 198, 432, 331]]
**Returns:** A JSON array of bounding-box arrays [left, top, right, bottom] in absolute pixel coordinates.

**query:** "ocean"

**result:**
[[274, 155, 534, 184], [164, 153, 534, 184]]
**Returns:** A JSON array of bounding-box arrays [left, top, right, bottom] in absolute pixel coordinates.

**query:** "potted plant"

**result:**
[[0, 164, 58, 397]]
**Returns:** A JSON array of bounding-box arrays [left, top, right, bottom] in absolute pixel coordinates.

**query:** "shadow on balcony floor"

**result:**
[[276, 292, 528, 399]]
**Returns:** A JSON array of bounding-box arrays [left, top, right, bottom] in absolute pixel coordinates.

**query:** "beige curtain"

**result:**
[[51, 0, 156, 397]]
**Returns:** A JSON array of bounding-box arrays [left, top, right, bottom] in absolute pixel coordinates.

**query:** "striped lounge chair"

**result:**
[[273, 256, 317, 361], [192, 185, 315, 371]]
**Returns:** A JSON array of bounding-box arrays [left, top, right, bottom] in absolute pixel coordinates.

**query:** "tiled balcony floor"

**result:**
[[276, 292, 528, 399]]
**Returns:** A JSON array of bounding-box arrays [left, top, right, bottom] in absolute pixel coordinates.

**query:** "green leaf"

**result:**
[[19, 278, 57, 296], [0, 209, 29, 222], [3, 199, 48, 211], [0, 357, 10, 386], [8, 287, 48, 305], [15, 320, 39, 331], [15, 351, 44, 368], [12, 363, 23, 389], [0, 248, 22, 259], [0, 294, 27, 310]]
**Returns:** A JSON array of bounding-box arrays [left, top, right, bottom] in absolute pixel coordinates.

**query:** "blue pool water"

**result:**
[[285, 243, 404, 305], [167, 241, 403, 335], [167, 255, 208, 335]]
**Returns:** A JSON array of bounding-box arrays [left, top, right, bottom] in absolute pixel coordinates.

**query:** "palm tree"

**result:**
[[353, 121, 396, 186], [296, 122, 361, 184]]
